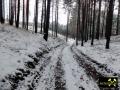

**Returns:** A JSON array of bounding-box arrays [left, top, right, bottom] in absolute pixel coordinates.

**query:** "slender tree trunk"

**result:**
[[96, 0, 102, 40], [0, 0, 2, 23], [81, 4, 85, 46], [43, 0, 47, 34], [40, 0, 44, 34], [52, 0, 54, 36], [105, 0, 115, 49], [84, 0, 88, 42], [55, 0, 59, 37], [15, 0, 16, 23], [9, 0, 14, 25], [9, 0, 11, 24], [26, 0, 29, 30], [0, 0, 5, 23], [22, 0, 25, 28], [89, 2, 93, 39], [66, 10, 70, 42], [43, 0, 51, 41], [91, 0, 96, 45], [16, 0, 20, 28], [35, 0, 38, 33], [116, 0, 120, 35], [1, 0, 5, 23], [101, 1, 108, 38], [76, 0, 80, 46]]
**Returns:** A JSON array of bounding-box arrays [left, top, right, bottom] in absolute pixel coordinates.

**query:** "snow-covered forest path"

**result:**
[[0, 25, 119, 90], [0, 43, 101, 90]]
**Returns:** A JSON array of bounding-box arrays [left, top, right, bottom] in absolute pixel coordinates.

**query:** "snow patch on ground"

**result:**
[[77, 37, 120, 74], [62, 46, 99, 90], [0, 24, 63, 79]]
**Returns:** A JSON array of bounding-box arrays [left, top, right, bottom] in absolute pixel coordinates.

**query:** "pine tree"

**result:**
[[9, 0, 14, 25], [26, 0, 29, 30], [96, 0, 102, 40], [55, 0, 59, 37], [16, 0, 20, 28], [0, 0, 5, 23], [91, 0, 96, 45], [116, 0, 120, 35], [22, 0, 25, 28], [76, 0, 80, 45], [34, 0, 38, 33], [105, 0, 115, 49], [43, 0, 51, 41]]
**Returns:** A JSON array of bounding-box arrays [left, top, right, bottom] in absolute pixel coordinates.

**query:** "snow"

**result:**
[[36, 45, 65, 90], [77, 36, 120, 74], [1, 24, 120, 90], [0, 24, 63, 79], [62, 46, 99, 90]]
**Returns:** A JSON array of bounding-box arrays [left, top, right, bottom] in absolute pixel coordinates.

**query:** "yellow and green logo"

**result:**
[[99, 77, 118, 88]]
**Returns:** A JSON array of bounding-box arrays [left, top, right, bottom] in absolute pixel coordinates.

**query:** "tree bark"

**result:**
[[43, 0, 51, 41], [76, 0, 80, 46], [96, 0, 102, 40], [16, 0, 20, 28], [22, 0, 25, 28], [116, 0, 120, 35], [66, 10, 70, 42], [26, 0, 29, 30], [35, 0, 38, 33], [91, 0, 96, 45], [105, 0, 115, 49]]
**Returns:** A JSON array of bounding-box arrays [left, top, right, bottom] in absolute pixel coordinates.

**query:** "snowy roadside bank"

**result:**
[[77, 37, 120, 75], [0, 24, 65, 79]]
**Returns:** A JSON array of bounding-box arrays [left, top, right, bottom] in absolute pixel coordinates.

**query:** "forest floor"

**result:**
[[0, 24, 120, 90]]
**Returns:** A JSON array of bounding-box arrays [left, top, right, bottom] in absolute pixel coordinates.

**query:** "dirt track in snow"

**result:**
[[0, 42, 119, 90]]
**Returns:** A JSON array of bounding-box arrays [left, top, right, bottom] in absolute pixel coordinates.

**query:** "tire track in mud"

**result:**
[[71, 45, 120, 90], [34, 45, 66, 90], [70, 45, 120, 90], [70, 45, 103, 86], [54, 54, 66, 90], [61, 46, 99, 90], [0, 42, 65, 90]]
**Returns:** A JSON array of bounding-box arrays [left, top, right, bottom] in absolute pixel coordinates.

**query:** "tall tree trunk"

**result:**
[[66, 10, 70, 42], [0, 0, 2, 23], [76, 0, 80, 46], [89, 2, 93, 39], [9, 0, 14, 25], [81, 4, 85, 46], [91, 0, 96, 45], [16, 0, 20, 28], [55, 0, 59, 37], [40, 0, 44, 34], [22, 0, 25, 28], [116, 0, 120, 35], [26, 0, 29, 30], [43, 0, 51, 41], [52, 0, 54, 36], [15, 0, 16, 23], [84, 0, 88, 42], [101, 1, 108, 38], [105, 0, 115, 49], [96, 0, 102, 40], [2, 0, 5, 23], [35, 0, 38, 33], [43, 0, 47, 34], [0, 0, 5, 23]]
